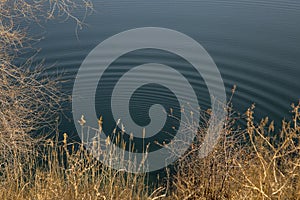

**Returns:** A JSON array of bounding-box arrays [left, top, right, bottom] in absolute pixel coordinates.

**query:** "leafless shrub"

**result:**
[[0, 0, 93, 179], [231, 102, 300, 199], [168, 101, 300, 200]]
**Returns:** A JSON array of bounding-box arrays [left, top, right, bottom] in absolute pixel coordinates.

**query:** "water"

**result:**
[[32, 0, 300, 149]]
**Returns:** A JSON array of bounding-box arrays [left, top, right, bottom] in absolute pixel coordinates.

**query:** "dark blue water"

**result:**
[[32, 0, 300, 139]]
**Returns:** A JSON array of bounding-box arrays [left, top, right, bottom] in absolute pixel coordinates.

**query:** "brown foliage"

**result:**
[[0, 0, 92, 179]]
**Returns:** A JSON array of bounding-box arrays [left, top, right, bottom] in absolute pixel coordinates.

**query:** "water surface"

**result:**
[[33, 0, 300, 141]]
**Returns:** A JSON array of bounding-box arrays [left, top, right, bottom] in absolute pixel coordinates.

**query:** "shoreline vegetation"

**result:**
[[1, 1, 299, 199], [1, 102, 300, 200]]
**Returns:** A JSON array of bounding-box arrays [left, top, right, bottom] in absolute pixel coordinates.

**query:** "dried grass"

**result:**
[[1, 1, 299, 199]]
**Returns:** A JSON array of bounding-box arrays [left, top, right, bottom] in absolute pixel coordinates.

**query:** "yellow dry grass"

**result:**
[[0, 1, 299, 199]]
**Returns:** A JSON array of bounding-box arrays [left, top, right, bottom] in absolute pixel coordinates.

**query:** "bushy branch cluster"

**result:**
[[0, 0, 92, 177]]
